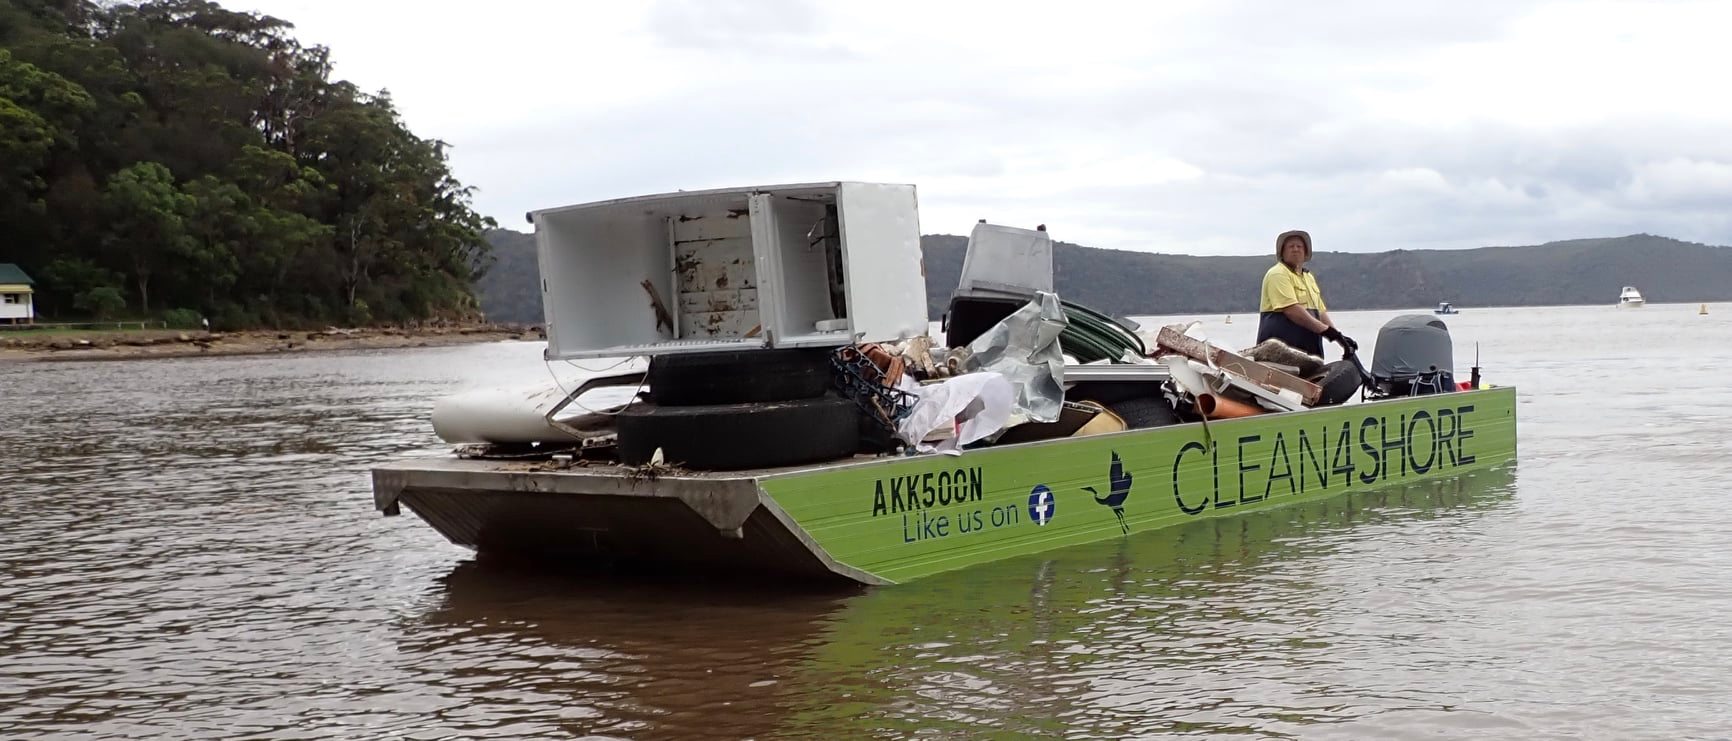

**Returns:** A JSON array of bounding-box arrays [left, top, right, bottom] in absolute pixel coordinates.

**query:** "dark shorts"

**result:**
[[1257, 309, 1324, 357]]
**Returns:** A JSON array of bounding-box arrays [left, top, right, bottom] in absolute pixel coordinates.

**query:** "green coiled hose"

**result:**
[[1058, 300, 1146, 364]]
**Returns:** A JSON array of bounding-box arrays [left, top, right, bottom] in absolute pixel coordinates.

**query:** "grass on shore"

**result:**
[[0, 326, 197, 338]]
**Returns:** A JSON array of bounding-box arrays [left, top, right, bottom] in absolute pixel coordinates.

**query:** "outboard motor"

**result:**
[[1370, 315, 1456, 397]]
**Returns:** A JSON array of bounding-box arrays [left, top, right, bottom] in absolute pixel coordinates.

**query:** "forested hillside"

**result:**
[[918, 233, 1732, 317], [474, 228, 537, 327], [478, 230, 1732, 324], [0, 0, 492, 328]]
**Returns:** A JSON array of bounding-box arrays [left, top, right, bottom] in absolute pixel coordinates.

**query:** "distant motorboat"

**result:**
[[1618, 286, 1645, 308], [1434, 301, 1459, 315]]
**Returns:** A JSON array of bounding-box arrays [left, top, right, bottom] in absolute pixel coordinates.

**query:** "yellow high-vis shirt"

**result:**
[[1259, 263, 1327, 313]]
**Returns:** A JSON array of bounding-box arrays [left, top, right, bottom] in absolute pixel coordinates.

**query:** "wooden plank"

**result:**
[[1152, 326, 1220, 365], [1154, 325, 1321, 405]]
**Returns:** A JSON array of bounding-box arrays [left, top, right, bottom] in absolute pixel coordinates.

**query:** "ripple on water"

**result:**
[[5, 309, 1732, 738]]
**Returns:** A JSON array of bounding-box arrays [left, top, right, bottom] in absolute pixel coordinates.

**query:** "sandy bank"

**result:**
[[0, 325, 541, 363]]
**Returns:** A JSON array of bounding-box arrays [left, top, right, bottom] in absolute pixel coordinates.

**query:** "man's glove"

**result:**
[[1321, 326, 1359, 352]]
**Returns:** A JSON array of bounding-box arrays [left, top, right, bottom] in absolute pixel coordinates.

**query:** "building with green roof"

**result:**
[[0, 264, 36, 324]]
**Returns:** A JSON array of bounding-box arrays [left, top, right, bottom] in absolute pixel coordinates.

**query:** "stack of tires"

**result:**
[[616, 349, 864, 470]]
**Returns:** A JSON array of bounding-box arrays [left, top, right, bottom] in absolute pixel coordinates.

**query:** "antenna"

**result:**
[[1469, 342, 1481, 390]]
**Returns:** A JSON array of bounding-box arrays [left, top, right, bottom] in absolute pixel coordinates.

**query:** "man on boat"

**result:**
[[1257, 230, 1357, 358]]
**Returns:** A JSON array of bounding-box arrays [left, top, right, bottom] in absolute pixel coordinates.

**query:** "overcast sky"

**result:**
[[234, 0, 1732, 255]]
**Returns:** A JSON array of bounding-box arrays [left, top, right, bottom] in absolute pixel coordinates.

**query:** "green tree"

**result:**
[[74, 284, 125, 317], [0, 48, 97, 259], [99, 161, 194, 313], [301, 91, 493, 322], [37, 256, 120, 318], [0, 0, 494, 327], [0, 47, 97, 148], [180, 175, 244, 308], [0, 97, 55, 208]]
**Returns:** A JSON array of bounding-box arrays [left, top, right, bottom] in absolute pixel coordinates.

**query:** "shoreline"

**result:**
[[0, 325, 541, 363]]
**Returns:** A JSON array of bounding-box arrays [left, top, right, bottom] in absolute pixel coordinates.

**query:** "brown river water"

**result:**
[[3, 304, 1731, 739]]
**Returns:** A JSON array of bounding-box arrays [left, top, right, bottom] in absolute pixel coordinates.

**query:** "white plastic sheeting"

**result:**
[[430, 359, 647, 444], [892, 372, 1015, 455]]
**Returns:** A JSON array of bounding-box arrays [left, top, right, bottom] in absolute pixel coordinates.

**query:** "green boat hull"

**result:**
[[761, 386, 1516, 584], [374, 387, 1516, 586]]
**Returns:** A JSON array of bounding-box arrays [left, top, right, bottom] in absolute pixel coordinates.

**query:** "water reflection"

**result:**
[[773, 465, 1519, 738], [400, 465, 1515, 738], [9, 303, 1729, 738], [406, 565, 859, 738]]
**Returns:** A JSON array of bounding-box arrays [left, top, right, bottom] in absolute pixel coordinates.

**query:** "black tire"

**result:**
[[1310, 360, 1364, 407], [646, 349, 832, 406], [617, 396, 861, 470], [1106, 396, 1182, 430], [854, 409, 900, 455]]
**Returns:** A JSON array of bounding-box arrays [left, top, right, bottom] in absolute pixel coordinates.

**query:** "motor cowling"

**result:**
[[1370, 315, 1456, 396]]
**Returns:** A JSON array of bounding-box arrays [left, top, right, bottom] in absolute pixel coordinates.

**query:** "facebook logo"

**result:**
[[1027, 485, 1055, 526]]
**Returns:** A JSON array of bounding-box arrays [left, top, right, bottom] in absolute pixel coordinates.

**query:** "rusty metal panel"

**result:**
[[672, 211, 762, 339]]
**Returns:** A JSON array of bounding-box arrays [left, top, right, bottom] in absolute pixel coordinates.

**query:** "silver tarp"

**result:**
[[958, 291, 1068, 423]]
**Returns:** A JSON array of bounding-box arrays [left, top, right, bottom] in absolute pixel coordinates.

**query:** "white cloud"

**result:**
[[1627, 159, 1732, 205], [232, 0, 1732, 254]]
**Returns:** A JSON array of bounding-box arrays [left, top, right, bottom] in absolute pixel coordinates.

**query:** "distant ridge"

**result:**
[[477, 231, 1732, 324]]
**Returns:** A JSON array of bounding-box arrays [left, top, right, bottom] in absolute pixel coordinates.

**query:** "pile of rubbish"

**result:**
[[431, 288, 1384, 471], [428, 214, 1471, 471], [818, 290, 1370, 458], [424, 188, 1494, 472], [832, 291, 1072, 455]]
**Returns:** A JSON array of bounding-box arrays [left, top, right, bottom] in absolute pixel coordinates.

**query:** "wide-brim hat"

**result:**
[[1276, 230, 1312, 259]]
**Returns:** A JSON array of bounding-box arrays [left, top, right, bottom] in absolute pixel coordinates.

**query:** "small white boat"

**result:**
[[1434, 301, 1458, 315], [1618, 286, 1645, 308]]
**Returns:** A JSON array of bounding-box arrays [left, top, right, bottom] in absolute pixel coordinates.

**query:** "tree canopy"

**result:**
[[0, 0, 493, 327]]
